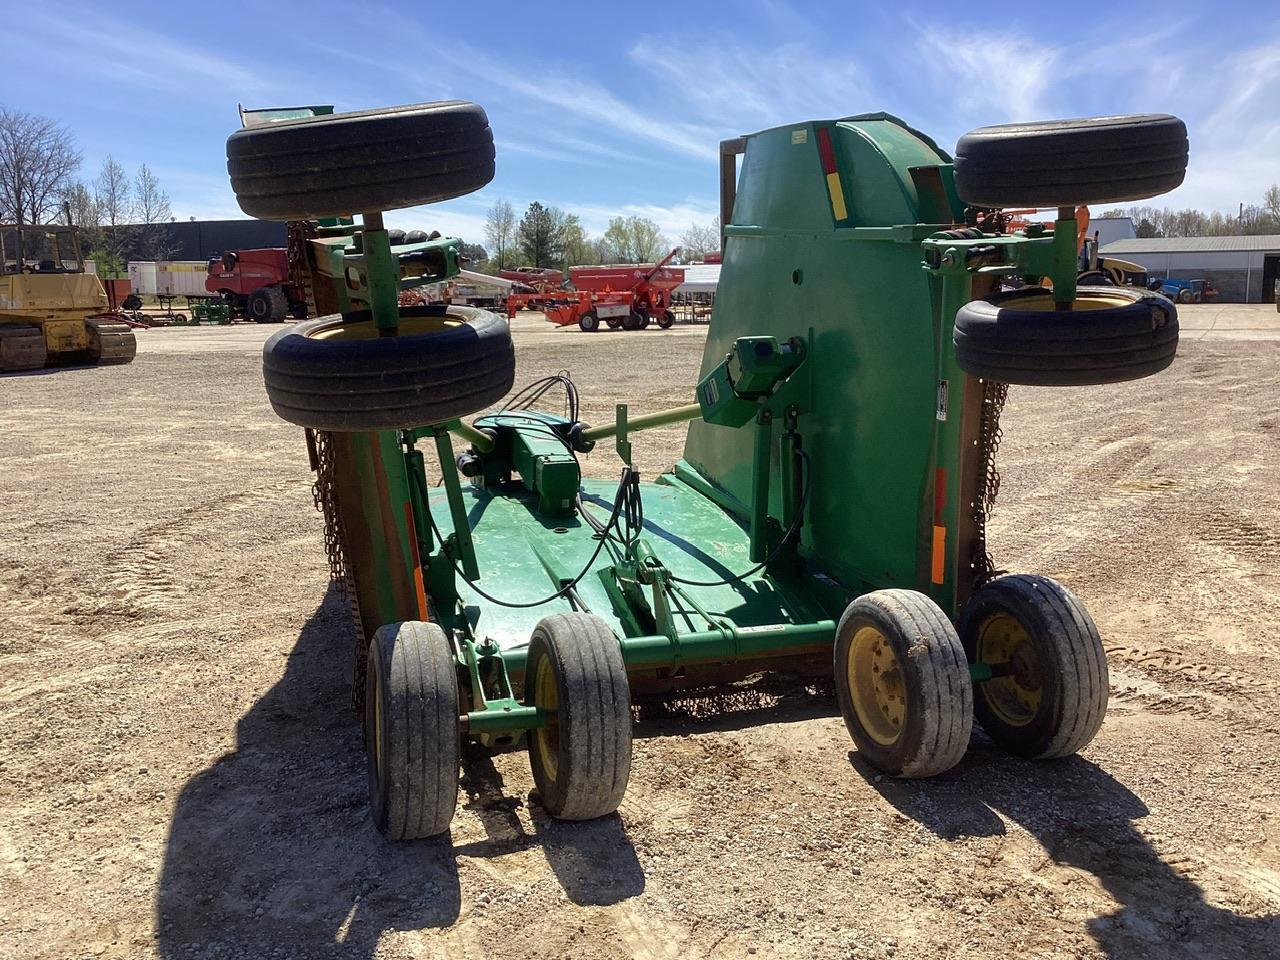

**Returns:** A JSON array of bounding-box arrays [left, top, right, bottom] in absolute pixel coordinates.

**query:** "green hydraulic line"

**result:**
[[580, 402, 703, 442]]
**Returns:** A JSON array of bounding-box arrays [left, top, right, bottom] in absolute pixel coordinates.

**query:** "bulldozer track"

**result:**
[[0, 324, 47, 372], [87, 319, 137, 365]]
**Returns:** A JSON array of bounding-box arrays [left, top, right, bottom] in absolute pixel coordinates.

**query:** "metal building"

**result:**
[[1099, 235, 1280, 303]]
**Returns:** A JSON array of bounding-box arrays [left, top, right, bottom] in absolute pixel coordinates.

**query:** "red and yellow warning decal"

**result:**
[[815, 127, 848, 221]]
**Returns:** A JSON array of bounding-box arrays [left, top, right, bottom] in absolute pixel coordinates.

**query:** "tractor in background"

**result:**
[[1157, 277, 1218, 303], [0, 223, 135, 371]]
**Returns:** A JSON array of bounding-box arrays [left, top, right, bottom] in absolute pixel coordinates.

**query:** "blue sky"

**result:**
[[11, 0, 1279, 244]]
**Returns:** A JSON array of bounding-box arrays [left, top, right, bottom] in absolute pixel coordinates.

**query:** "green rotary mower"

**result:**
[[229, 103, 1187, 838]]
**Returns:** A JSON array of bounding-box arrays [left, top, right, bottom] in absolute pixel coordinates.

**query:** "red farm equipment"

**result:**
[[567, 247, 684, 331], [206, 248, 308, 322], [499, 266, 564, 292]]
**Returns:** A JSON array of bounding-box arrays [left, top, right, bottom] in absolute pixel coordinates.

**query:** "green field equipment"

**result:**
[[233, 104, 1187, 837], [190, 299, 232, 325]]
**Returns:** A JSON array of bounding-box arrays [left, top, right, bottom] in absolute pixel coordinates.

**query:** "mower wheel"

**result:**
[[525, 613, 632, 820], [835, 590, 972, 778], [227, 100, 495, 220], [579, 310, 600, 332], [953, 285, 1178, 386], [622, 312, 642, 331], [960, 575, 1108, 759], [605, 316, 623, 330], [953, 114, 1187, 207], [262, 304, 515, 430], [248, 286, 288, 323], [365, 621, 460, 839], [657, 310, 676, 329]]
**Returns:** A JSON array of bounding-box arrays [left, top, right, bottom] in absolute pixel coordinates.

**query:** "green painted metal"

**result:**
[[358, 213, 401, 334], [316, 110, 1094, 743], [447, 418, 496, 453], [579, 402, 702, 443]]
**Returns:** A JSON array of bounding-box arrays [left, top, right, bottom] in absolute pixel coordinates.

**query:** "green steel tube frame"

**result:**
[[323, 136, 1085, 742]]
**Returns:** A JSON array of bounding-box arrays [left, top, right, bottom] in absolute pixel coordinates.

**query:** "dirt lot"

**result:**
[[2, 306, 1278, 960]]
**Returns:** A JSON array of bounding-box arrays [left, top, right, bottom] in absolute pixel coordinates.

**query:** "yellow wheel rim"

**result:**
[[531, 655, 559, 783], [1007, 292, 1140, 313], [848, 626, 906, 746], [310, 316, 463, 341], [977, 613, 1042, 726]]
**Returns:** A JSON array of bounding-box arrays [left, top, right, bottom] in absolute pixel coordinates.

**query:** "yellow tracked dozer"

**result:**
[[0, 224, 136, 372]]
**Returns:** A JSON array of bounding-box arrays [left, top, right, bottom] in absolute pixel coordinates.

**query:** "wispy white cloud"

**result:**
[[25, 9, 275, 99], [628, 39, 871, 134], [914, 26, 1058, 122]]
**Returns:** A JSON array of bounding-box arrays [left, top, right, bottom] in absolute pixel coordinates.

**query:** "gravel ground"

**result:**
[[1, 306, 1278, 960]]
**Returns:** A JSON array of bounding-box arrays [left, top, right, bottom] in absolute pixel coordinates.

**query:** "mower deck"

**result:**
[[428, 470, 834, 685]]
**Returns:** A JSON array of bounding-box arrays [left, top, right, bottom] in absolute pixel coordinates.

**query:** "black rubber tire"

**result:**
[[1177, 288, 1194, 304], [228, 101, 495, 220], [262, 304, 515, 431], [959, 575, 1108, 759], [834, 590, 972, 778], [525, 613, 632, 820], [622, 312, 641, 331], [121, 294, 142, 311], [954, 114, 1187, 207], [604, 316, 623, 330], [637, 310, 651, 330], [953, 285, 1178, 386], [248, 285, 288, 323], [365, 621, 460, 839], [657, 310, 675, 329], [578, 310, 600, 332]]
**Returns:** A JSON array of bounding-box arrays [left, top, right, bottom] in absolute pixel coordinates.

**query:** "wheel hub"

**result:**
[[849, 626, 906, 746], [978, 613, 1042, 726]]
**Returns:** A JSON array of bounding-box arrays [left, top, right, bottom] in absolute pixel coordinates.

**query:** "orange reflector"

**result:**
[[403, 501, 430, 620], [931, 525, 946, 585]]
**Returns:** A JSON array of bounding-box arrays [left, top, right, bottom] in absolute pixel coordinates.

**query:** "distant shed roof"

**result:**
[[1101, 235, 1280, 254], [676, 262, 720, 293]]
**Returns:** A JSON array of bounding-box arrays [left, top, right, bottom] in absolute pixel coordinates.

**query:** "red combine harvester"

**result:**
[[205, 248, 308, 322]]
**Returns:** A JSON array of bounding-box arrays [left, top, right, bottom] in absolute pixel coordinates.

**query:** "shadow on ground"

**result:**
[[856, 742, 1279, 960], [154, 585, 643, 958]]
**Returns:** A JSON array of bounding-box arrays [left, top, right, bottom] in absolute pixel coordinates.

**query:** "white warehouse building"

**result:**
[[1099, 235, 1280, 303]]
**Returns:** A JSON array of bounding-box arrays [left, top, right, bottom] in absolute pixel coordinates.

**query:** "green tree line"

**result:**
[[1100, 185, 1280, 238]]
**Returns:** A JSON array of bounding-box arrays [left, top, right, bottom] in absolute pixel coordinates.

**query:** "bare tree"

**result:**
[[0, 107, 82, 224], [602, 216, 667, 263], [62, 181, 99, 229], [134, 164, 175, 260], [679, 219, 719, 261], [94, 156, 134, 264], [483, 199, 517, 270], [1264, 185, 1280, 223]]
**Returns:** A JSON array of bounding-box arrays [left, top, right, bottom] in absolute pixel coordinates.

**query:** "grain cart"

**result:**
[[569, 248, 684, 331], [231, 103, 1186, 838], [0, 223, 136, 371]]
